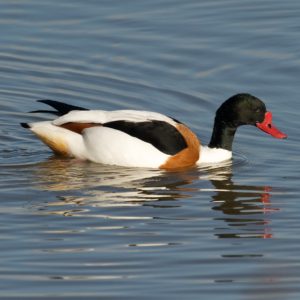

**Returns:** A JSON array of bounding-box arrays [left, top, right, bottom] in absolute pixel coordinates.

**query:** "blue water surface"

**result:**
[[0, 1, 300, 299]]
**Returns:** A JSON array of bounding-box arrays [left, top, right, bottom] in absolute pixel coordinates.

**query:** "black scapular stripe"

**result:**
[[103, 120, 187, 155]]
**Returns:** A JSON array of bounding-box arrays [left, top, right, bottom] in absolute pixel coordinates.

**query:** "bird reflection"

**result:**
[[207, 167, 274, 239], [32, 156, 198, 197], [31, 156, 276, 238]]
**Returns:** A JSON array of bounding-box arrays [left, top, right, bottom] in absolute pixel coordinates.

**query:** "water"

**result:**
[[0, 0, 300, 299]]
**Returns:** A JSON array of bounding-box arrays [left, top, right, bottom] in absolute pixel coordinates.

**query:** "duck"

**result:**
[[21, 93, 287, 170]]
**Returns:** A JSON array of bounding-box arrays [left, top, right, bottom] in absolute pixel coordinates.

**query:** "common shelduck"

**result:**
[[21, 93, 287, 169]]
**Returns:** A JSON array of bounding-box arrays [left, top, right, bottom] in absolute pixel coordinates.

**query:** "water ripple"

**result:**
[[0, 0, 298, 299]]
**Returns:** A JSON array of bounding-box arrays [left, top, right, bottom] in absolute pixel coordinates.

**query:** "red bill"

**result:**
[[256, 112, 287, 139]]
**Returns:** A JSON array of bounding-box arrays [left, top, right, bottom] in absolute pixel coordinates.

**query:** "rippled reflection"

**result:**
[[209, 171, 275, 239], [29, 156, 277, 240], [32, 156, 198, 198]]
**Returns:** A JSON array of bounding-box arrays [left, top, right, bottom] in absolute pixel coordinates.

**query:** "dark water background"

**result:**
[[0, 1, 300, 299]]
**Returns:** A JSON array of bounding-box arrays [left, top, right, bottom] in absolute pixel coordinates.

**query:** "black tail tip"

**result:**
[[20, 122, 30, 129]]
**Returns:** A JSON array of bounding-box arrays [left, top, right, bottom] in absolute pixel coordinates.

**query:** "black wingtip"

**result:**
[[29, 109, 61, 115], [37, 99, 54, 104], [35, 99, 88, 116], [20, 122, 30, 129]]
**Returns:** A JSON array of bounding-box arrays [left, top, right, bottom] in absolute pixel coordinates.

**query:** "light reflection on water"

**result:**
[[0, 152, 292, 299], [25, 157, 277, 242]]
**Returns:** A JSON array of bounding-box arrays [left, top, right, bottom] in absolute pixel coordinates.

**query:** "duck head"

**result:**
[[209, 93, 287, 151]]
